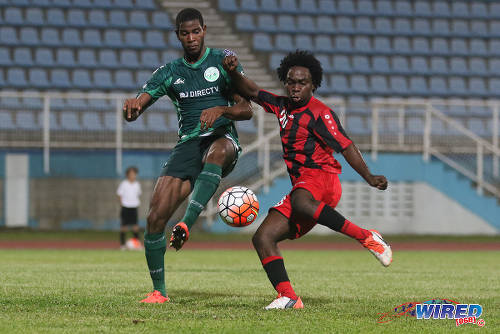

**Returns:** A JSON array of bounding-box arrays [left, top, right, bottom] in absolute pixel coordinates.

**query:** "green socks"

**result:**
[[182, 163, 222, 230], [144, 232, 167, 297]]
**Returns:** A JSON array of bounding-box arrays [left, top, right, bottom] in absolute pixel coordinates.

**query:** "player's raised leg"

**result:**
[[252, 210, 304, 309], [290, 188, 392, 267], [170, 137, 237, 250], [140, 176, 191, 303]]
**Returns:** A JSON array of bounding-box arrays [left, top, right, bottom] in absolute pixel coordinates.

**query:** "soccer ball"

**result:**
[[126, 237, 142, 250], [218, 186, 259, 227]]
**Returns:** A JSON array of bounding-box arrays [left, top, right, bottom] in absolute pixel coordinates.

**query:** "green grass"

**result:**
[[1, 229, 499, 244], [0, 249, 498, 333]]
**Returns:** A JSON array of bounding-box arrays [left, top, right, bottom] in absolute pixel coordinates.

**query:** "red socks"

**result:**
[[276, 281, 297, 300], [341, 219, 371, 241], [315, 203, 370, 242]]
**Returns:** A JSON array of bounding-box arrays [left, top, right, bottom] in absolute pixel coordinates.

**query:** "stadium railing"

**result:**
[[1, 90, 499, 223]]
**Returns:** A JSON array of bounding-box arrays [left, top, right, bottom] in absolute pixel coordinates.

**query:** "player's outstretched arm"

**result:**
[[122, 93, 152, 122], [200, 94, 252, 130], [342, 143, 388, 190], [223, 55, 261, 101]]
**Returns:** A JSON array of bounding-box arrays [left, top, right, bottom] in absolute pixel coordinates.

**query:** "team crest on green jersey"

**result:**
[[204, 66, 220, 82]]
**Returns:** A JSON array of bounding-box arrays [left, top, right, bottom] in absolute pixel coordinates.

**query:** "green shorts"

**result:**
[[161, 125, 241, 188]]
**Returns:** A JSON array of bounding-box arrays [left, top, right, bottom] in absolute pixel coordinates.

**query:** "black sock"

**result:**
[[120, 232, 126, 245], [315, 203, 347, 232], [261, 256, 290, 287]]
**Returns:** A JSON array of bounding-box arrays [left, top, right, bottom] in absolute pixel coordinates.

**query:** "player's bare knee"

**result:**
[[146, 209, 166, 234], [252, 230, 267, 249], [206, 147, 229, 165]]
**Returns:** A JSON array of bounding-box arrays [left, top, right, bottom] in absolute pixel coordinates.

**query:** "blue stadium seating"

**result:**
[[78, 49, 97, 68], [104, 30, 123, 47], [130, 10, 150, 29], [14, 48, 34, 67], [103, 112, 116, 130], [93, 70, 113, 89], [0, 111, 16, 130], [219, 0, 238, 12], [124, 114, 146, 131], [141, 50, 159, 67], [83, 30, 103, 47], [120, 50, 139, 68], [60, 111, 81, 131], [145, 31, 166, 48], [51, 69, 71, 88], [109, 10, 128, 28], [258, 15, 276, 33], [114, 70, 135, 90], [370, 75, 388, 95], [373, 56, 390, 73], [161, 50, 180, 64], [88, 10, 107, 27], [89, 98, 112, 111], [29, 68, 49, 88], [236, 14, 255, 32], [26, 8, 44, 26], [22, 93, 43, 109], [0, 47, 11, 66], [409, 77, 428, 95], [261, 0, 280, 13], [276, 34, 294, 51], [20, 27, 39, 46], [73, 70, 92, 89], [346, 116, 370, 135], [146, 113, 168, 132], [56, 49, 75, 67], [468, 119, 488, 137], [137, 70, 152, 86], [152, 12, 173, 29], [7, 68, 27, 87], [241, 0, 258, 12], [221, 0, 500, 99], [99, 50, 119, 68], [68, 9, 87, 27], [46, 8, 66, 26], [16, 111, 39, 130], [35, 48, 54, 66], [82, 111, 104, 131]]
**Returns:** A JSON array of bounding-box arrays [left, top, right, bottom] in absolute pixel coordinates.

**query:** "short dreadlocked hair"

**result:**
[[175, 8, 204, 32], [277, 50, 323, 90]]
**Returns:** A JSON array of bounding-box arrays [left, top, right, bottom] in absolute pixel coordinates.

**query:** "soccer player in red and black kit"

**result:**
[[213, 50, 393, 309]]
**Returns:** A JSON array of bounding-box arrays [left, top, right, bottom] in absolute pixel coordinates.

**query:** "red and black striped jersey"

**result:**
[[256, 90, 352, 180]]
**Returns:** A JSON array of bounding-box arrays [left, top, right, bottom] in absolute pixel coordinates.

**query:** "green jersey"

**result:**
[[139, 47, 244, 142]]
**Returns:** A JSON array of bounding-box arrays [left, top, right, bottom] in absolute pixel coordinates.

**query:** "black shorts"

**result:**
[[120, 207, 138, 226], [160, 125, 241, 189]]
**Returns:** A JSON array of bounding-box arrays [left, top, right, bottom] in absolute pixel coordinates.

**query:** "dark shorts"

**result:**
[[270, 168, 343, 239], [161, 126, 241, 189], [121, 207, 138, 226]]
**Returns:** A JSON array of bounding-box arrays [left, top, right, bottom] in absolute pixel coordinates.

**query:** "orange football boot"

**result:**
[[140, 290, 170, 303]]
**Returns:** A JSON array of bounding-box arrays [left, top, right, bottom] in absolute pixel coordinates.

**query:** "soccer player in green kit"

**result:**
[[122, 8, 252, 303]]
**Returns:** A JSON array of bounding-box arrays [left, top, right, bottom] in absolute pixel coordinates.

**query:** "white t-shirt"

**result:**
[[117, 180, 141, 208]]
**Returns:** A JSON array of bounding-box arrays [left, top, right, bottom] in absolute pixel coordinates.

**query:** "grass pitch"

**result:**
[[0, 248, 498, 333]]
